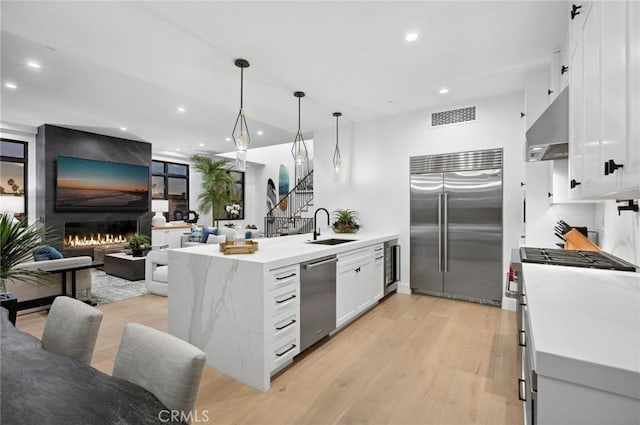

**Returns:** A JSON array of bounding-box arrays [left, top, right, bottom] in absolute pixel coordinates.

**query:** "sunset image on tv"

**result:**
[[56, 156, 149, 211]]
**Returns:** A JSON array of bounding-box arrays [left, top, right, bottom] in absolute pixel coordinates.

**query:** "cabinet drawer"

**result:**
[[270, 283, 299, 316], [270, 336, 299, 373], [271, 309, 299, 343], [337, 247, 371, 263], [268, 264, 300, 290]]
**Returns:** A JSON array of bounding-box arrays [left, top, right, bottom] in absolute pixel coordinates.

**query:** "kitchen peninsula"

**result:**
[[168, 232, 398, 391]]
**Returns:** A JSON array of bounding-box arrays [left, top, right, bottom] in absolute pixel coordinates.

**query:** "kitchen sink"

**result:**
[[308, 238, 355, 245]]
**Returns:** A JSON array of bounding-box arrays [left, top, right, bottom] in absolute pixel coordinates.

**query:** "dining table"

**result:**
[[0, 307, 186, 425]]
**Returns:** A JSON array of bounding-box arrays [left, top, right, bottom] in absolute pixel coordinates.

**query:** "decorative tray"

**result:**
[[219, 240, 259, 255]]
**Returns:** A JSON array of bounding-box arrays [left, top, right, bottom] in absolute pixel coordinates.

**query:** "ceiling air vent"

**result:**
[[431, 106, 477, 127]]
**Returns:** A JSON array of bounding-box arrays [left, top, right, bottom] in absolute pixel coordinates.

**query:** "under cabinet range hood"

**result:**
[[525, 87, 569, 161]]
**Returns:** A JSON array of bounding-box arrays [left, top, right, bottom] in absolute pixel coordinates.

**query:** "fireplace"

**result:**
[[64, 220, 138, 249]]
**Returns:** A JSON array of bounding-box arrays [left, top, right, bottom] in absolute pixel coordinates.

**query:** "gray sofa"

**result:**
[[180, 226, 263, 247], [5, 256, 94, 313]]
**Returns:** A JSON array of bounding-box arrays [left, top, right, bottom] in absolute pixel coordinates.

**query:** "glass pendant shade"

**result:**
[[291, 92, 309, 182], [233, 109, 249, 152], [232, 59, 250, 163], [332, 112, 342, 174], [333, 146, 341, 173]]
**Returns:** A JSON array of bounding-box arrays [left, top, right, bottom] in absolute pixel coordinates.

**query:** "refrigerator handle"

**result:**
[[438, 192, 442, 272], [443, 192, 448, 273]]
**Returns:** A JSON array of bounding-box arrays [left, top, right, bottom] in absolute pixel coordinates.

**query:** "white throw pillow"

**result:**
[[206, 234, 226, 244]]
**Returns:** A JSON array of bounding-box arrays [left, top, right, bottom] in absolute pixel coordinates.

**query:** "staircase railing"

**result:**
[[264, 170, 314, 237]]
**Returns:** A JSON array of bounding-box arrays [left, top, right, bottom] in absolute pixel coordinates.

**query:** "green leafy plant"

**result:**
[[191, 155, 236, 227], [332, 209, 361, 233], [127, 233, 150, 249], [0, 214, 58, 295]]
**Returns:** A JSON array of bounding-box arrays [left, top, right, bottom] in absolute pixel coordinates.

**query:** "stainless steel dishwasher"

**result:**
[[300, 255, 337, 352]]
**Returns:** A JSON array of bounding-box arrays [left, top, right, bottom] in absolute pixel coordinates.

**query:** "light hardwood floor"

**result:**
[[17, 293, 523, 425]]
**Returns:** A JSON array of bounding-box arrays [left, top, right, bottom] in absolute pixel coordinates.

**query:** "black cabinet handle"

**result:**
[[570, 179, 581, 189], [571, 4, 582, 19], [518, 379, 527, 401], [520, 112, 525, 118], [275, 294, 296, 304], [275, 344, 296, 357], [275, 273, 296, 280], [548, 89, 554, 96], [604, 159, 624, 176], [355, 267, 361, 273], [520, 182, 525, 187], [548, 192, 553, 198], [276, 319, 296, 331], [561, 65, 569, 75]]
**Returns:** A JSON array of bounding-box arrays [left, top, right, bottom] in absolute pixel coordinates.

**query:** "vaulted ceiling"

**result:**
[[1, 1, 567, 156]]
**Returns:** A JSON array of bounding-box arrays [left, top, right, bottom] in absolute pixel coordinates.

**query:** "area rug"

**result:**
[[91, 270, 149, 305]]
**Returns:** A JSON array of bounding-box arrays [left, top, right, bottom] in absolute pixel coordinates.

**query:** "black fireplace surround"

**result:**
[[36, 125, 153, 255]]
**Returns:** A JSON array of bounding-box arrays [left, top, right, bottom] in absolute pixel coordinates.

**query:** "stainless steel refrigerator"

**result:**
[[410, 149, 503, 306]]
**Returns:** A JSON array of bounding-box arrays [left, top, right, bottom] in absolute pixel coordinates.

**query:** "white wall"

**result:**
[[0, 122, 38, 224], [596, 200, 640, 265], [313, 92, 526, 305]]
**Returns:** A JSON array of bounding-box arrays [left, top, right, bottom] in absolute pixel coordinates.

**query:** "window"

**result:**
[[151, 160, 189, 221], [0, 139, 28, 221], [214, 171, 245, 221]]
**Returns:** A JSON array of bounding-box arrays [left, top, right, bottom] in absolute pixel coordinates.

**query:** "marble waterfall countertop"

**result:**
[[522, 263, 640, 399], [167, 231, 398, 391], [171, 232, 399, 268]]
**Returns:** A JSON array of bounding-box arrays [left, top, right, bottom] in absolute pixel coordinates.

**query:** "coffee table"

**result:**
[[104, 253, 146, 281]]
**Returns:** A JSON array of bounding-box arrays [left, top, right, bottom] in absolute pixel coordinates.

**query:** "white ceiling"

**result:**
[[0, 1, 568, 156]]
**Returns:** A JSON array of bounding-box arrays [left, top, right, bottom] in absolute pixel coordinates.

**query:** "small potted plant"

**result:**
[[0, 214, 57, 324], [128, 233, 150, 257], [332, 209, 361, 234]]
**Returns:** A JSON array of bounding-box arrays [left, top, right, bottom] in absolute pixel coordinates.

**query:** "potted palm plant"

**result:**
[[0, 214, 56, 324], [332, 209, 361, 233], [128, 233, 150, 257], [191, 155, 236, 227]]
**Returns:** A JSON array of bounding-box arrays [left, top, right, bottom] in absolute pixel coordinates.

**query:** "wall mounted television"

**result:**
[[55, 156, 149, 212]]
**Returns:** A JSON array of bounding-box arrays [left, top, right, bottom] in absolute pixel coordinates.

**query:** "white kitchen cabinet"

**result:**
[[152, 226, 189, 249], [559, 28, 570, 92], [336, 246, 378, 329], [548, 51, 561, 104], [524, 69, 550, 131], [569, 1, 640, 200], [372, 244, 385, 302]]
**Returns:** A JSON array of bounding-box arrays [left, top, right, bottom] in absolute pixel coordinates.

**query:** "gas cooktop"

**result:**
[[520, 247, 637, 272]]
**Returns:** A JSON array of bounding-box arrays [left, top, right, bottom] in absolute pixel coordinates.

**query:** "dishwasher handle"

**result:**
[[303, 257, 338, 269]]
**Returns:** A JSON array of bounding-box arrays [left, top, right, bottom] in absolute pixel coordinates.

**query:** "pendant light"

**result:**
[[332, 112, 342, 173], [291, 91, 309, 182], [232, 58, 250, 171]]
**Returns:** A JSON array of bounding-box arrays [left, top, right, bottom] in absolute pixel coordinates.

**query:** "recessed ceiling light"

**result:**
[[120, 127, 127, 131], [257, 130, 263, 136], [176, 148, 181, 151], [27, 61, 41, 69], [225, 137, 231, 142], [405, 32, 418, 42], [439, 87, 449, 94], [198, 143, 204, 147], [177, 106, 186, 113], [4, 82, 17, 89]]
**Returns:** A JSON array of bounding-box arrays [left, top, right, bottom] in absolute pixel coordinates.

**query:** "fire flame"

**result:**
[[65, 233, 128, 248]]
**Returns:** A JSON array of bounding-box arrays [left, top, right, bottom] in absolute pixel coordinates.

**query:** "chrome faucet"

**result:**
[[313, 208, 330, 240]]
